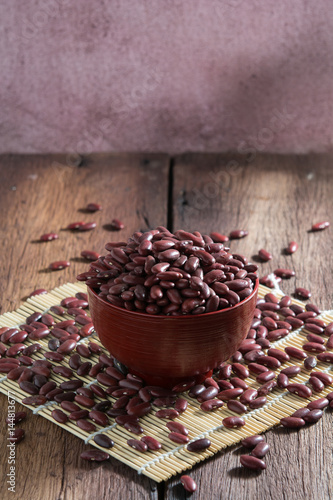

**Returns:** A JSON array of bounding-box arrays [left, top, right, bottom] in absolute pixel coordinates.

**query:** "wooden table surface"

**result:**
[[0, 153, 332, 500]]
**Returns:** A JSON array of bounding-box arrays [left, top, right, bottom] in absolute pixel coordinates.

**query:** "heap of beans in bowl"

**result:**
[[77, 227, 258, 315]]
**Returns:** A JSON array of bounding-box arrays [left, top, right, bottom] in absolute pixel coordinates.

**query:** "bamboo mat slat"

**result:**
[[0, 282, 332, 482]]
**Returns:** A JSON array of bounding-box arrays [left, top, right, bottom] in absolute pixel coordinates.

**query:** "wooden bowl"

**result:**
[[88, 279, 258, 388]]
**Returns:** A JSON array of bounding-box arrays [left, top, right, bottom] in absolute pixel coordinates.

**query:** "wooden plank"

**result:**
[[0, 153, 169, 500], [166, 153, 333, 500]]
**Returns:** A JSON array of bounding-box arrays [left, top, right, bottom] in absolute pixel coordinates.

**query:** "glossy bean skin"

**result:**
[[141, 436, 162, 451], [240, 455, 266, 470], [187, 438, 211, 452], [180, 475, 197, 493], [223, 416, 245, 428], [227, 400, 247, 414], [251, 442, 270, 458], [241, 435, 264, 448], [80, 449, 110, 461], [127, 438, 147, 452], [287, 383, 312, 399], [280, 417, 305, 428], [167, 421, 189, 436], [168, 432, 189, 444]]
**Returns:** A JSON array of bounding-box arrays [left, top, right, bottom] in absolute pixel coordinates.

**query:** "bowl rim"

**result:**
[[87, 277, 259, 320]]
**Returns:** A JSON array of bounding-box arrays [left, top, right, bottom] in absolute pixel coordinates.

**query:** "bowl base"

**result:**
[[130, 369, 214, 389]]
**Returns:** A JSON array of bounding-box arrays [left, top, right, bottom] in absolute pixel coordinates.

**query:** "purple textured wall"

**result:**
[[0, 0, 332, 154]]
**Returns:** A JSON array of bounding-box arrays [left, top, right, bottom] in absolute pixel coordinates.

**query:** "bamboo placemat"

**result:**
[[0, 282, 332, 482]]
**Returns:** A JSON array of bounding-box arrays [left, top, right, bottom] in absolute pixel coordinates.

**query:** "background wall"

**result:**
[[0, 0, 332, 154]]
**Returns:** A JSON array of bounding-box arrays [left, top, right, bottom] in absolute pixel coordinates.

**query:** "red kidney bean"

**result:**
[[303, 342, 326, 354], [0, 360, 21, 373], [258, 380, 277, 397], [57, 339, 77, 355], [6, 411, 27, 425], [88, 410, 109, 427], [69, 409, 89, 421], [326, 335, 333, 349], [311, 221, 330, 231], [80, 449, 109, 461], [127, 402, 151, 417], [155, 409, 179, 419], [52, 409, 68, 424], [240, 389, 258, 405], [210, 232, 229, 243], [49, 260, 70, 271], [9, 428, 25, 444], [78, 222, 97, 231], [124, 421, 144, 435], [256, 356, 281, 370], [304, 356, 317, 370], [180, 475, 197, 493], [200, 399, 224, 411], [219, 364, 232, 379], [166, 421, 189, 436], [248, 396, 267, 409], [248, 363, 269, 375], [287, 383, 312, 398], [277, 373, 289, 388], [308, 377, 324, 392], [291, 408, 310, 419], [218, 388, 244, 401], [229, 377, 248, 391], [232, 363, 249, 379], [86, 202, 102, 212], [256, 371, 275, 384], [267, 348, 290, 363], [317, 352, 333, 362], [308, 398, 329, 410], [304, 409, 323, 423], [197, 386, 219, 403], [127, 438, 147, 452], [266, 329, 289, 342], [227, 400, 247, 414], [19, 380, 39, 395], [324, 322, 333, 336], [174, 398, 188, 413], [258, 248, 272, 261], [53, 366, 73, 378], [140, 436, 161, 451], [54, 392, 76, 403], [168, 432, 189, 444], [280, 366, 301, 378], [306, 333, 325, 345], [280, 416, 305, 428], [295, 287, 311, 300], [285, 241, 298, 254], [93, 434, 114, 449], [109, 219, 124, 230], [229, 229, 248, 239], [7, 366, 25, 380], [187, 438, 211, 452], [311, 371, 333, 386], [274, 268, 295, 279], [251, 442, 270, 458], [240, 455, 266, 470], [241, 435, 265, 448], [284, 346, 307, 360], [22, 394, 48, 406]]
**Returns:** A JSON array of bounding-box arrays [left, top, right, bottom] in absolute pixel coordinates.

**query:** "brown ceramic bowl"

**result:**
[[88, 279, 258, 388]]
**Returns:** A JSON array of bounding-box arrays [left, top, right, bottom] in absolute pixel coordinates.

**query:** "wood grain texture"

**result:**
[[166, 152, 333, 500], [0, 153, 169, 500]]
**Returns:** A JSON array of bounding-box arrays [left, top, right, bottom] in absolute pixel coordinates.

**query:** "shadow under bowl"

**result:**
[[88, 279, 258, 388]]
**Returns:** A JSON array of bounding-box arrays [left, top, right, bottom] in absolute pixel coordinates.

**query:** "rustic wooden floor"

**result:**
[[0, 153, 332, 500]]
